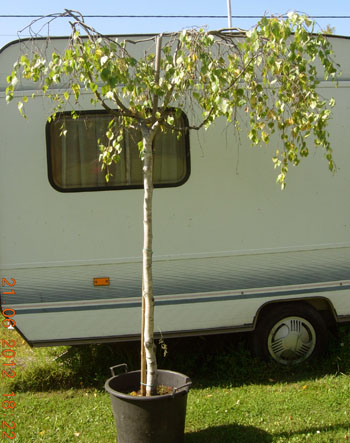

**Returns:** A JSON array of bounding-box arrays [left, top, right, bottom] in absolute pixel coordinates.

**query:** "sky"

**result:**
[[1, 0, 350, 49]]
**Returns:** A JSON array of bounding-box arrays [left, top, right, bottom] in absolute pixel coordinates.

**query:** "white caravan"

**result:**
[[1, 35, 350, 365]]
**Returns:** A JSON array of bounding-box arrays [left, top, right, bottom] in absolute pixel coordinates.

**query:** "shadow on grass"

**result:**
[[185, 424, 272, 442], [185, 422, 350, 442], [158, 325, 350, 389], [10, 323, 350, 392]]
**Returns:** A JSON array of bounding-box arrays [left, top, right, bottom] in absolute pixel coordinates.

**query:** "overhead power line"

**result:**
[[0, 15, 350, 19]]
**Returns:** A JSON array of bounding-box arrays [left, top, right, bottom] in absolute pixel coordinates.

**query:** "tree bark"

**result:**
[[141, 34, 162, 396], [140, 278, 146, 396], [141, 125, 157, 396]]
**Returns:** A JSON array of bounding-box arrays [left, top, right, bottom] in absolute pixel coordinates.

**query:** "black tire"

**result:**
[[252, 303, 329, 365]]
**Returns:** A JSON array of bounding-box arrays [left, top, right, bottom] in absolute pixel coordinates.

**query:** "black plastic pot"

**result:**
[[105, 364, 192, 443]]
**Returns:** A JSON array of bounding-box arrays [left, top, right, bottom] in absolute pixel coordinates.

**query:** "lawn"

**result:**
[[1, 315, 350, 442]]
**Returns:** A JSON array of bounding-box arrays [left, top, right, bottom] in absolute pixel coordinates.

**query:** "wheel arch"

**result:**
[[253, 296, 338, 332]]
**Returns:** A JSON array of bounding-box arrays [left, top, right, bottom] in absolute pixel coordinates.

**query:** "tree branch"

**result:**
[[152, 34, 162, 123]]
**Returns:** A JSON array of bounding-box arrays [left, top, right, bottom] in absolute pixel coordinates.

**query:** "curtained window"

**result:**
[[46, 110, 190, 192]]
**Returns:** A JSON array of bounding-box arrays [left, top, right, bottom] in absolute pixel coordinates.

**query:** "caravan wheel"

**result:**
[[253, 303, 328, 365]]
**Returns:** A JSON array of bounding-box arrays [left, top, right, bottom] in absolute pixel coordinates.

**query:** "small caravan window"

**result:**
[[46, 110, 190, 192]]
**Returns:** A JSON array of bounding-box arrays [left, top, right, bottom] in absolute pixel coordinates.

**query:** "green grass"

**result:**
[[1, 316, 350, 442]]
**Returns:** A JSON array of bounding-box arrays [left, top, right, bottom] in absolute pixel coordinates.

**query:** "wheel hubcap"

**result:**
[[267, 316, 316, 365]]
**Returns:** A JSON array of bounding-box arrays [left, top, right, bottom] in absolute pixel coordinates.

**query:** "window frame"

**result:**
[[46, 109, 191, 193]]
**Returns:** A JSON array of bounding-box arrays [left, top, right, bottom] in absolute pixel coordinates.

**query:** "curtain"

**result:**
[[48, 113, 187, 190]]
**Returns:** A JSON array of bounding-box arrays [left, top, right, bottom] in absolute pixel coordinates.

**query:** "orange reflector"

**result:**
[[93, 277, 110, 287]]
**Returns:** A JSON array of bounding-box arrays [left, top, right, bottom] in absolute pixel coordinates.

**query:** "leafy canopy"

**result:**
[[6, 10, 339, 187]]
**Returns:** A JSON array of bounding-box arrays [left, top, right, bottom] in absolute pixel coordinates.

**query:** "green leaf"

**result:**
[[138, 140, 144, 153], [89, 82, 98, 93]]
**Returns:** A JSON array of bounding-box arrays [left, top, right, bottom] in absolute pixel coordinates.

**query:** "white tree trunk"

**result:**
[[141, 126, 157, 396]]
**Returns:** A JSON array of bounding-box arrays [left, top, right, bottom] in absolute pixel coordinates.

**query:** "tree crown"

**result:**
[[6, 10, 340, 187]]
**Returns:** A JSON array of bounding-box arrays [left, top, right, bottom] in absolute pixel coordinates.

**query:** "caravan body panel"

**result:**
[[1, 36, 350, 346]]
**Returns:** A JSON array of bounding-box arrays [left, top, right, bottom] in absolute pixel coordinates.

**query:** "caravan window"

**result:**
[[46, 111, 190, 192]]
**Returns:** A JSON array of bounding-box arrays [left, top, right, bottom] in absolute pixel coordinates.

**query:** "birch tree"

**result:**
[[6, 10, 339, 395]]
